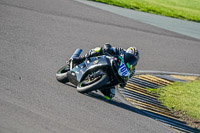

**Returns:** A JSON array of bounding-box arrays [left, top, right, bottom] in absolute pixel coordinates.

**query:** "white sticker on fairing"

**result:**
[[118, 61, 130, 77]]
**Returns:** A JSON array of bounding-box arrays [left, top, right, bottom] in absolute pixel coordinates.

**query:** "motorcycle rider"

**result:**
[[71, 43, 140, 100]]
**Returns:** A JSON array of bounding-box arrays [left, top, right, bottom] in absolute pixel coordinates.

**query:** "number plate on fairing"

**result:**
[[118, 61, 130, 77]]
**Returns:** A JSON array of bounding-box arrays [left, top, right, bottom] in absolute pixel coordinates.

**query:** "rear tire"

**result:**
[[77, 73, 109, 93], [56, 65, 69, 83]]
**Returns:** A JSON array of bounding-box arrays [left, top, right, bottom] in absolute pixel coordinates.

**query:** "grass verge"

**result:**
[[147, 80, 200, 129], [91, 0, 200, 22]]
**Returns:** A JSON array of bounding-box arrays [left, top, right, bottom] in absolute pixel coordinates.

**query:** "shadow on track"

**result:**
[[64, 82, 145, 115], [84, 90, 200, 133], [64, 83, 199, 133], [84, 91, 145, 116], [65, 83, 76, 88]]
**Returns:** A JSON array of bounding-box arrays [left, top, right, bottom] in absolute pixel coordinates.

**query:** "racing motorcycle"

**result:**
[[56, 49, 136, 94]]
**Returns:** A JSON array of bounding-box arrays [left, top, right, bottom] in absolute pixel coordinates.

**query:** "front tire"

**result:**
[[77, 73, 109, 93], [56, 65, 69, 83]]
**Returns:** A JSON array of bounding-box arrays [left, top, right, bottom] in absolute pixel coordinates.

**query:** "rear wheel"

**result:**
[[77, 72, 109, 93], [56, 65, 70, 83]]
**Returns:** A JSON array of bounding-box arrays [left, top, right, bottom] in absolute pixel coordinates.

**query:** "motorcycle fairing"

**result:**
[[71, 55, 111, 82]]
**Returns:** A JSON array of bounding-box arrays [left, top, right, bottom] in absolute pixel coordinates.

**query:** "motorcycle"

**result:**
[[56, 49, 136, 94]]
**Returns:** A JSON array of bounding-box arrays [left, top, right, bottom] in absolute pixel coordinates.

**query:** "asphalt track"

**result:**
[[0, 0, 200, 133], [76, 0, 200, 40]]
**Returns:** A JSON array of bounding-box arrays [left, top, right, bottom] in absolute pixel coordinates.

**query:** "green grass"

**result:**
[[91, 0, 200, 22], [148, 80, 200, 120]]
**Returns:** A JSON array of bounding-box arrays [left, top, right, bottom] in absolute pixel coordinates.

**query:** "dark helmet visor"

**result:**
[[124, 53, 138, 70]]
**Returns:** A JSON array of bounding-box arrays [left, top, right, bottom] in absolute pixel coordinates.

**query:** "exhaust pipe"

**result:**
[[71, 48, 83, 59]]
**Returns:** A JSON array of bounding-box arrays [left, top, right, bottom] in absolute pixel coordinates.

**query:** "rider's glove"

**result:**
[[115, 47, 124, 55]]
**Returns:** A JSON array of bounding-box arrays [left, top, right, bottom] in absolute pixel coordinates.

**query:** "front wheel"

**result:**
[[77, 73, 109, 93], [56, 64, 70, 83]]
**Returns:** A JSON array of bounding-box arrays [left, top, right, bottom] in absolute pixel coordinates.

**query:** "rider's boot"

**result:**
[[100, 86, 115, 100]]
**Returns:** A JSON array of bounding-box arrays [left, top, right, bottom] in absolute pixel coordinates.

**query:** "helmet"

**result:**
[[123, 52, 138, 75], [126, 47, 140, 61], [124, 47, 139, 74]]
